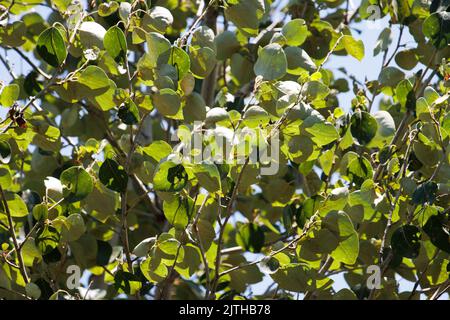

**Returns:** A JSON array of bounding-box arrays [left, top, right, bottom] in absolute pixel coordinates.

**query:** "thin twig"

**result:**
[[0, 185, 29, 284]]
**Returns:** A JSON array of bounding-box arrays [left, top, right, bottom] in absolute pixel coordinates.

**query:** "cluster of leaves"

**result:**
[[0, 0, 449, 300]]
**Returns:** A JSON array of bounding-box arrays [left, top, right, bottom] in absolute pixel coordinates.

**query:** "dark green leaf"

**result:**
[[423, 214, 450, 254], [153, 161, 187, 192], [118, 99, 140, 125], [36, 225, 60, 255], [99, 158, 128, 193], [235, 223, 265, 253], [391, 225, 421, 259], [412, 182, 438, 205], [350, 111, 378, 145], [36, 26, 67, 67]]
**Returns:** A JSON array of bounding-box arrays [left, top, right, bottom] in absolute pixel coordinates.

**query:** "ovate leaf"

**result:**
[[281, 19, 308, 46], [192, 162, 222, 193], [322, 211, 359, 264], [254, 43, 287, 81], [36, 26, 67, 67], [60, 166, 93, 203], [350, 111, 378, 145], [0, 84, 20, 107], [341, 35, 364, 61], [153, 161, 188, 192], [423, 214, 450, 254], [0, 192, 28, 217], [163, 196, 193, 229], [104, 26, 127, 64], [99, 158, 128, 193], [391, 225, 421, 259]]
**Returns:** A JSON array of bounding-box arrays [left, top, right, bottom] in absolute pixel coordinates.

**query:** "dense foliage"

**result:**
[[0, 0, 449, 300]]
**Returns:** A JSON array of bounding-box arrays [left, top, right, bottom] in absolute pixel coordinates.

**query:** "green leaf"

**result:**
[[341, 35, 364, 61], [77, 65, 111, 96], [322, 210, 359, 265], [270, 263, 314, 292], [0, 192, 28, 217], [395, 49, 418, 70], [133, 237, 156, 257], [346, 156, 373, 187], [391, 225, 421, 259], [189, 47, 216, 79], [98, 1, 119, 17], [205, 107, 230, 125], [114, 270, 142, 295], [144, 6, 174, 34], [423, 11, 450, 49], [144, 32, 171, 67], [22, 237, 42, 267], [224, 0, 265, 37], [104, 26, 127, 64], [89, 79, 117, 111], [236, 222, 265, 253], [118, 99, 140, 125], [366, 111, 396, 148], [374, 28, 392, 56], [302, 81, 330, 101], [191, 26, 215, 51], [243, 105, 270, 128], [194, 219, 215, 251], [60, 166, 93, 203], [142, 140, 172, 162], [36, 26, 67, 68], [36, 225, 60, 255], [0, 140, 11, 164], [395, 79, 414, 108], [25, 282, 41, 299], [152, 88, 181, 117], [183, 92, 207, 122], [140, 256, 168, 283], [163, 196, 193, 229], [304, 122, 339, 147], [191, 162, 222, 193], [285, 47, 317, 75], [153, 161, 188, 192], [254, 43, 287, 81], [215, 30, 240, 61], [412, 181, 438, 205], [0, 84, 20, 107], [32, 203, 48, 221], [281, 19, 308, 46], [0, 21, 26, 47], [168, 46, 190, 80], [350, 111, 378, 145], [60, 213, 86, 242], [378, 66, 405, 87], [175, 244, 201, 278], [99, 158, 128, 193], [0, 167, 12, 189], [423, 214, 450, 254]]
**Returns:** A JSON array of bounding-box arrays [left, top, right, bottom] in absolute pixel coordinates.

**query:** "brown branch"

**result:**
[[200, 3, 219, 107], [209, 157, 250, 298], [0, 185, 29, 285]]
